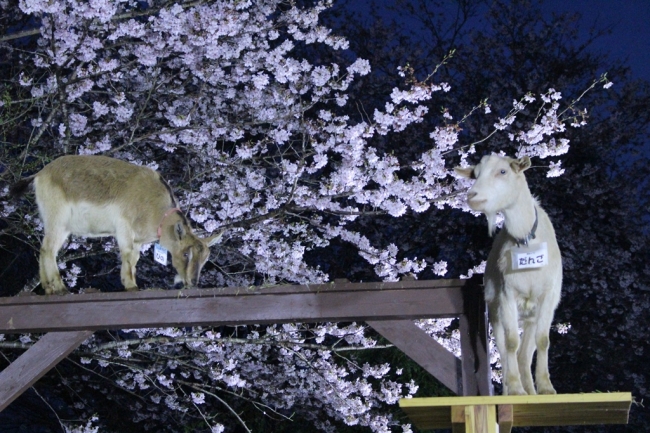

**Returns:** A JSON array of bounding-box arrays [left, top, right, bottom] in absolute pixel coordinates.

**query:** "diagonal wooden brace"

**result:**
[[0, 330, 93, 411], [368, 319, 462, 395]]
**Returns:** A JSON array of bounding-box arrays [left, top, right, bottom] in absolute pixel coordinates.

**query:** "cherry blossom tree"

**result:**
[[0, 0, 618, 431]]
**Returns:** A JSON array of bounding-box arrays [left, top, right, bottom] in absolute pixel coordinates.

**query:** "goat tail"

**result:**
[[9, 175, 35, 199]]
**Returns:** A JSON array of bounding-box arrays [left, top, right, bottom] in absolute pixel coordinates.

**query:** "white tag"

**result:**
[[154, 243, 168, 266], [511, 242, 548, 270]]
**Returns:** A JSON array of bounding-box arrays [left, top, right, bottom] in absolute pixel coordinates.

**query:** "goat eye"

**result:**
[[499, 169, 506, 175]]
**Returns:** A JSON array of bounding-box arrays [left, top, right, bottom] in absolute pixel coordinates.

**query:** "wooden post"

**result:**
[[459, 275, 491, 396], [451, 405, 466, 432], [473, 405, 497, 433], [451, 405, 497, 433], [498, 404, 514, 433]]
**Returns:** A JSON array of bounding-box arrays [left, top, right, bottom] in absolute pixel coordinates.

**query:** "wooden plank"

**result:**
[[399, 393, 632, 430], [0, 285, 466, 334], [0, 331, 93, 411], [510, 397, 631, 427], [368, 319, 462, 395]]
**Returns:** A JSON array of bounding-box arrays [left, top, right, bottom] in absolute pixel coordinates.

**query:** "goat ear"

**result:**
[[454, 166, 475, 179], [205, 230, 224, 247], [511, 156, 531, 173], [175, 221, 187, 240]]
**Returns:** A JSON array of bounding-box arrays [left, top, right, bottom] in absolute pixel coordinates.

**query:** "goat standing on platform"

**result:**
[[455, 154, 562, 395], [10, 155, 222, 294]]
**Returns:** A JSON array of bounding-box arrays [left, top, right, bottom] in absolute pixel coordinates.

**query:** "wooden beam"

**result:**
[[368, 319, 462, 395], [0, 330, 93, 411], [399, 393, 633, 430], [0, 280, 468, 334]]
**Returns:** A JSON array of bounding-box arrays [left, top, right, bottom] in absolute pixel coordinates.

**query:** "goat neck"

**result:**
[[501, 191, 539, 246], [157, 210, 189, 250], [158, 207, 181, 238]]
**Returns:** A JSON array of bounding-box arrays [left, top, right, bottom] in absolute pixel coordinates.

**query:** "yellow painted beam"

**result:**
[[399, 392, 632, 431]]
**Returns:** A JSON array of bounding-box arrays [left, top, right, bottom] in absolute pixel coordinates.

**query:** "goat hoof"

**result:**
[[124, 285, 139, 292], [47, 290, 69, 296], [507, 385, 528, 396], [44, 284, 68, 296], [537, 386, 557, 395]]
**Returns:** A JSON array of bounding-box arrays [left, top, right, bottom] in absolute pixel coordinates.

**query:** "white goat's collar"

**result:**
[[512, 206, 538, 247], [157, 207, 181, 238]]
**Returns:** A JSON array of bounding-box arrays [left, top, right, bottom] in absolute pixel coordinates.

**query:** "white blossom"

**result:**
[[191, 392, 205, 405], [546, 160, 565, 177]]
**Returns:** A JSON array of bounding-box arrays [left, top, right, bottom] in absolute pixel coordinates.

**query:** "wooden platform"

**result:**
[[399, 392, 632, 433]]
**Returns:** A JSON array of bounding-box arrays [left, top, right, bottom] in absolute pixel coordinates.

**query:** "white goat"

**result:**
[[10, 155, 222, 294], [455, 154, 562, 395]]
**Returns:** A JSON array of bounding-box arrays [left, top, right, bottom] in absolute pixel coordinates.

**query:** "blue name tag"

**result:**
[[154, 243, 168, 266]]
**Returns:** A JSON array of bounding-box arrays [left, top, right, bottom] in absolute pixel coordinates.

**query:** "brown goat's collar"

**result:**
[[157, 208, 181, 238]]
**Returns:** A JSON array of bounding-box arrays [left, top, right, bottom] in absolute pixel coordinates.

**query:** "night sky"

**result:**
[[543, 0, 650, 81], [347, 0, 650, 82]]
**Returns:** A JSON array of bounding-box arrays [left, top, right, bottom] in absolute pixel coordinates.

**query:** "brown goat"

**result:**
[[11, 155, 222, 294]]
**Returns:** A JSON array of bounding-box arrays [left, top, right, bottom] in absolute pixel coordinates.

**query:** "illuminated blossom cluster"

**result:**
[[68, 323, 417, 432]]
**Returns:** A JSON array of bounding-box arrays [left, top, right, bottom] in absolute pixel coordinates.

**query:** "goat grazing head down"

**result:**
[[157, 209, 220, 289], [10, 155, 222, 294], [455, 154, 562, 396]]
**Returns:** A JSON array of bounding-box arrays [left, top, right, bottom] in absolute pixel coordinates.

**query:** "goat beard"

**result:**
[[486, 212, 499, 237]]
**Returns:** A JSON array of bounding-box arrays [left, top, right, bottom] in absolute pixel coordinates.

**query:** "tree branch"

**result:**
[[68, 335, 395, 354]]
